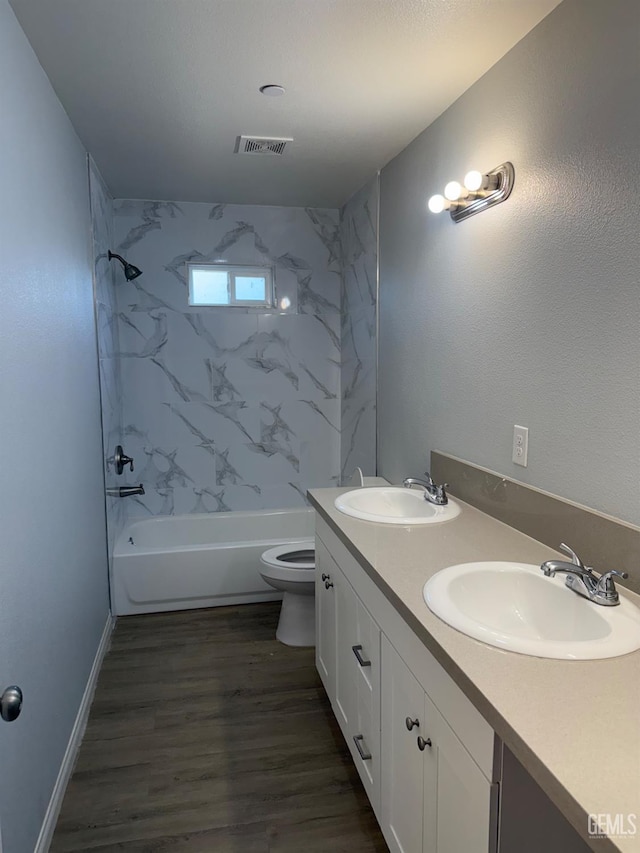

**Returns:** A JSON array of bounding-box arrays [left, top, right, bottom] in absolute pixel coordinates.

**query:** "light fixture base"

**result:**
[[450, 162, 515, 223]]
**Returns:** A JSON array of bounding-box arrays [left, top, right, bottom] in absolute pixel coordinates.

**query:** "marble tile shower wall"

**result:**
[[113, 201, 342, 517], [340, 175, 378, 480], [88, 158, 126, 549]]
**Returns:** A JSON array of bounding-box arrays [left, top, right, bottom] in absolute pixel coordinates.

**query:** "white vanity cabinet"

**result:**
[[381, 637, 495, 853], [315, 518, 497, 853]]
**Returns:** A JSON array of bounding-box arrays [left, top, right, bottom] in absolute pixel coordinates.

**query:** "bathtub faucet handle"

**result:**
[[114, 445, 134, 475]]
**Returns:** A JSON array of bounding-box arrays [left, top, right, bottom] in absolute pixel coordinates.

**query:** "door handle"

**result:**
[[1, 685, 23, 722]]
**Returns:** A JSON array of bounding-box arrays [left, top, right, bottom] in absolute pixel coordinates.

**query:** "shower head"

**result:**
[[108, 251, 142, 281]]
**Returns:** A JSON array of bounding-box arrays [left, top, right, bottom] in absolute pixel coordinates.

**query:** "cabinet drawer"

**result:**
[[348, 697, 380, 816], [353, 595, 380, 699]]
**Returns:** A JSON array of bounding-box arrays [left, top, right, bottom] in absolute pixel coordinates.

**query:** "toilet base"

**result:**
[[276, 591, 316, 647]]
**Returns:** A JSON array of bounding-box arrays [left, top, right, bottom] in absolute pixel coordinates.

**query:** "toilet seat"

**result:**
[[260, 539, 315, 571]]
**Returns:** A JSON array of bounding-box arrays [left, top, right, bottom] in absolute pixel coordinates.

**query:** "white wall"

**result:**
[[378, 0, 640, 525], [0, 2, 110, 850]]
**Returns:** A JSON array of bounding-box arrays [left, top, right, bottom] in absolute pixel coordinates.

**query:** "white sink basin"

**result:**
[[335, 487, 461, 525], [424, 561, 640, 659]]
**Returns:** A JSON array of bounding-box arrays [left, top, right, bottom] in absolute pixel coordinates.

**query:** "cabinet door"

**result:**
[[334, 565, 358, 733], [381, 637, 426, 853], [429, 698, 494, 853], [315, 538, 337, 704]]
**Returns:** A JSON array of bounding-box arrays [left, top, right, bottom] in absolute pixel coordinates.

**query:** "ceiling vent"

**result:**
[[236, 135, 292, 156]]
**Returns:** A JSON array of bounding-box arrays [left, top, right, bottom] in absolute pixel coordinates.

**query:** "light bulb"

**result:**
[[444, 181, 465, 201], [464, 170, 484, 191], [428, 194, 446, 213], [279, 296, 291, 310]]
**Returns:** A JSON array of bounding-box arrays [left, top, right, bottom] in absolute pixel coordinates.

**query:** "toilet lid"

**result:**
[[260, 539, 315, 570]]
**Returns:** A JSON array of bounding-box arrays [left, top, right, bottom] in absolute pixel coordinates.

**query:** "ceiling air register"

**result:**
[[236, 136, 293, 156]]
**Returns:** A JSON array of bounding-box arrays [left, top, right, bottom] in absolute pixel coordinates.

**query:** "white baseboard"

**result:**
[[34, 614, 116, 853]]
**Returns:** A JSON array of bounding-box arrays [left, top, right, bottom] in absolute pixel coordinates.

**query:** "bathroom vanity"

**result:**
[[309, 485, 640, 853]]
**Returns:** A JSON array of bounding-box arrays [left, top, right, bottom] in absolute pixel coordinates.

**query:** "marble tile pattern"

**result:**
[[113, 200, 342, 516], [88, 158, 126, 551], [339, 176, 378, 481]]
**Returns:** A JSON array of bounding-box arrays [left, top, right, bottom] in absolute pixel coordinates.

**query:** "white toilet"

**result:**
[[259, 539, 316, 647]]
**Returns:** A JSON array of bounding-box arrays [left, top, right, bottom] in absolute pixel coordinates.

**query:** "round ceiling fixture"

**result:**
[[259, 84, 285, 97]]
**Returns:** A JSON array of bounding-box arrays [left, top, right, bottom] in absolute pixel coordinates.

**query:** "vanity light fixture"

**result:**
[[443, 180, 468, 201], [427, 162, 515, 223], [427, 194, 449, 213]]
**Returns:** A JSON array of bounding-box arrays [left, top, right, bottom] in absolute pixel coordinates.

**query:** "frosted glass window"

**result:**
[[188, 264, 273, 307], [190, 269, 229, 305], [235, 276, 266, 302]]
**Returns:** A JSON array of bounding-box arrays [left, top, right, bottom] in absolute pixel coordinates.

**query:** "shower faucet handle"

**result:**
[[114, 445, 134, 475]]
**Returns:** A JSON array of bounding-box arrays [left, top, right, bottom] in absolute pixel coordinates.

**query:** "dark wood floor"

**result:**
[[51, 603, 387, 852]]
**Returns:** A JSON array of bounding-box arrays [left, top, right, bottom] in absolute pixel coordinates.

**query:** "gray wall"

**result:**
[[340, 175, 378, 481], [0, 3, 110, 850], [378, 0, 640, 525], [113, 201, 342, 516]]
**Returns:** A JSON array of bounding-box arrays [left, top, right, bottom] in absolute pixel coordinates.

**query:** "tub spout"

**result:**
[[106, 484, 145, 498]]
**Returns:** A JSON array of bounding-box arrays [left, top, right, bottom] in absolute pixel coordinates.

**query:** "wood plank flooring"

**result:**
[[51, 603, 388, 852]]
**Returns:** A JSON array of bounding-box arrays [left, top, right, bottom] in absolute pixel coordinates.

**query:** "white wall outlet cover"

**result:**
[[512, 425, 529, 467]]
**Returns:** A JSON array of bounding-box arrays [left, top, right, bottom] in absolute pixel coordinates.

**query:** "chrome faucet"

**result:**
[[541, 543, 628, 606], [403, 471, 449, 506]]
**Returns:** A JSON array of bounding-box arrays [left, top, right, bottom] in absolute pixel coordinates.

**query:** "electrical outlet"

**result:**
[[512, 425, 529, 467]]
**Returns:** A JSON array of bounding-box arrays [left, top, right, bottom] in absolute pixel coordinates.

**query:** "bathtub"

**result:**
[[112, 508, 315, 616]]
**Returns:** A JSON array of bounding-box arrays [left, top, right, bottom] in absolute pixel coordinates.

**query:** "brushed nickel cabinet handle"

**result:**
[[352, 644, 371, 667], [353, 734, 372, 761]]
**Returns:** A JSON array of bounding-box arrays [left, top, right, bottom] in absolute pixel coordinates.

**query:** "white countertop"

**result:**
[[309, 486, 640, 853]]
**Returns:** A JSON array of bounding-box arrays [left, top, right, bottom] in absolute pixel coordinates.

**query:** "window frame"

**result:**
[[187, 263, 275, 308]]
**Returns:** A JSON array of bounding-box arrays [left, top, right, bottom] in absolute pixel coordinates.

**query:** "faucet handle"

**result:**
[[596, 569, 629, 599], [435, 482, 449, 501], [559, 543, 586, 570], [115, 444, 134, 475], [423, 470, 436, 486]]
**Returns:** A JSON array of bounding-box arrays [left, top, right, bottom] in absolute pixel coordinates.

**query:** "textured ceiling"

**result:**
[[10, 0, 562, 207]]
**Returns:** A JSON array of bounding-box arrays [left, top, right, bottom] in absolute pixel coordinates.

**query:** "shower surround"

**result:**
[[339, 175, 378, 480], [114, 201, 344, 517]]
